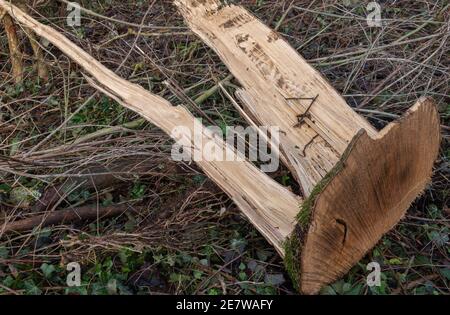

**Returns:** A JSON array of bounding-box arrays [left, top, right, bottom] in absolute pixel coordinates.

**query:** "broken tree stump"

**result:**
[[0, 0, 441, 294], [175, 0, 441, 293]]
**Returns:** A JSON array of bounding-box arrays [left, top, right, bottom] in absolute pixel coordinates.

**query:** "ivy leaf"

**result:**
[[320, 285, 337, 295], [193, 270, 203, 280], [256, 249, 272, 262], [428, 230, 449, 247], [264, 273, 285, 286], [0, 246, 8, 259], [440, 268, 450, 280], [24, 280, 42, 295], [238, 271, 247, 281], [40, 263, 56, 279], [0, 183, 11, 193]]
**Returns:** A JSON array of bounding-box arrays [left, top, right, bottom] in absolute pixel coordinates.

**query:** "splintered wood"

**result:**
[[175, 0, 378, 195], [173, 2, 440, 293], [1, 8, 23, 83], [0, 0, 301, 254], [0, 0, 441, 294]]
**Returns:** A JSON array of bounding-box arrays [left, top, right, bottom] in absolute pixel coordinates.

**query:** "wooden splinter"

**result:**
[[0, 0, 441, 294]]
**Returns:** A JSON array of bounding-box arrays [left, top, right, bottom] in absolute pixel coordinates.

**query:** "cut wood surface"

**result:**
[[297, 98, 440, 294], [175, 0, 378, 195], [174, 1, 441, 293], [0, 0, 441, 295], [0, 0, 301, 255]]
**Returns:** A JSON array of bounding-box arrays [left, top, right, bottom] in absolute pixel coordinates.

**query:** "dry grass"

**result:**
[[0, 0, 448, 295]]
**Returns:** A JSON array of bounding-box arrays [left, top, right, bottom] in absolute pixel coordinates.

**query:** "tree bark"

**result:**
[[16, 1, 49, 81], [1, 9, 23, 83]]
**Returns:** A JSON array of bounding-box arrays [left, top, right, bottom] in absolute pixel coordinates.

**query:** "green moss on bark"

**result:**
[[283, 130, 365, 292]]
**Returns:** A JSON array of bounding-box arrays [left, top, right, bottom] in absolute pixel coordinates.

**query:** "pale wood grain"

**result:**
[[175, 0, 378, 195], [0, 0, 301, 254]]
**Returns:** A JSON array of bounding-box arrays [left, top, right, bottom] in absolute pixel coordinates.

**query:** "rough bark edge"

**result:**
[[301, 98, 440, 294], [2, 12, 23, 83], [16, 2, 49, 81], [283, 130, 364, 291], [285, 98, 441, 294]]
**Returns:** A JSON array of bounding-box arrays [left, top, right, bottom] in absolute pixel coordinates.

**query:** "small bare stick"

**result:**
[[1, 204, 133, 234]]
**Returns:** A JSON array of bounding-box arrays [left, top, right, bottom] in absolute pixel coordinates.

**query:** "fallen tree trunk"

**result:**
[[175, 0, 379, 195], [174, 0, 441, 293], [0, 1, 441, 294]]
